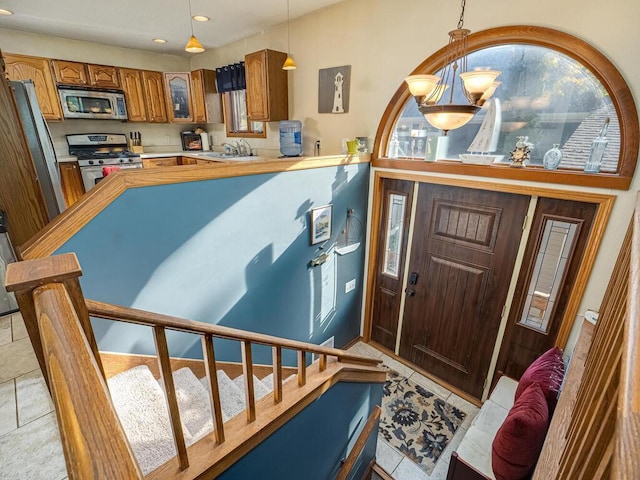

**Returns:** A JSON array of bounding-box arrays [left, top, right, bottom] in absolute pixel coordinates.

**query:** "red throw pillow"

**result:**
[[516, 347, 564, 408], [492, 382, 549, 480]]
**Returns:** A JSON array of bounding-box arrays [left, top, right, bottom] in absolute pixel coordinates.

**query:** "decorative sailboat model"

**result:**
[[459, 98, 504, 165]]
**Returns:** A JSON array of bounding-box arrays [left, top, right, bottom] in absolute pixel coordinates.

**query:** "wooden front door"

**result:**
[[398, 183, 530, 398]]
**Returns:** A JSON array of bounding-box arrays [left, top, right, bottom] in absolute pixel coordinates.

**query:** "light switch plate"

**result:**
[[345, 279, 356, 293]]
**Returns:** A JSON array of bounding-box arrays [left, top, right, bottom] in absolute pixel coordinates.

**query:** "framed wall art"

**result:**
[[310, 205, 333, 245]]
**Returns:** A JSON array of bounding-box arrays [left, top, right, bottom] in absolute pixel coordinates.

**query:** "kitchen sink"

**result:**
[[198, 153, 265, 162]]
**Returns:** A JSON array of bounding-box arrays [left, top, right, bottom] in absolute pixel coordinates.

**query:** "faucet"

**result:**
[[221, 142, 238, 155], [236, 139, 253, 156]]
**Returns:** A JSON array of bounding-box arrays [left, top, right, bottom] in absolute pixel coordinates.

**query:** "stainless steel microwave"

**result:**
[[59, 88, 128, 120]]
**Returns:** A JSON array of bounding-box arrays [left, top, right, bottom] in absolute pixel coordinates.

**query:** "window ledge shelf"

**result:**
[[372, 157, 631, 190]]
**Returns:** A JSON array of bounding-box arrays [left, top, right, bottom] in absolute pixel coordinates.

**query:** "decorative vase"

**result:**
[[543, 144, 563, 170]]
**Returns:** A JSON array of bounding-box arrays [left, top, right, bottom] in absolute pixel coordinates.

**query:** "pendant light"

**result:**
[[185, 0, 205, 54], [405, 0, 500, 134], [282, 0, 297, 70]]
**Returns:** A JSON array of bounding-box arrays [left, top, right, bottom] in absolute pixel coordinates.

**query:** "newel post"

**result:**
[[4, 252, 105, 387], [5, 253, 142, 479]]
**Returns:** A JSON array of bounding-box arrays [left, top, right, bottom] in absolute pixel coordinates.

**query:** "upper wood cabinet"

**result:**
[[141, 70, 168, 123], [118, 68, 147, 122], [244, 49, 288, 122], [3, 53, 63, 121], [52, 60, 120, 89], [191, 69, 223, 124], [51, 59, 88, 85], [164, 72, 194, 123], [87, 64, 120, 89]]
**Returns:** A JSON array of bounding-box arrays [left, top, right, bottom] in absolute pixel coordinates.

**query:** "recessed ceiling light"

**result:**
[[152, 38, 167, 44], [0, 9, 14, 15], [192, 15, 210, 22]]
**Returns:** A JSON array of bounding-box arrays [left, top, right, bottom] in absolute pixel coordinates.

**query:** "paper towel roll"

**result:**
[[200, 132, 210, 151]]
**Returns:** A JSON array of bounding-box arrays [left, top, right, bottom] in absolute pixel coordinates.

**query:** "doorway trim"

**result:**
[[364, 169, 615, 356]]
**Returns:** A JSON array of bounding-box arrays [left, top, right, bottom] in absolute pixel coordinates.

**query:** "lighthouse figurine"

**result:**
[[333, 72, 344, 113]]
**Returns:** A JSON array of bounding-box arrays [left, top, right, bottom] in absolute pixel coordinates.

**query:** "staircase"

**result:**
[[4, 253, 386, 479], [107, 364, 295, 475]]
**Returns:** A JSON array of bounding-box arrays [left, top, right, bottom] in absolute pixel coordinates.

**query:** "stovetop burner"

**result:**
[[67, 133, 142, 167]]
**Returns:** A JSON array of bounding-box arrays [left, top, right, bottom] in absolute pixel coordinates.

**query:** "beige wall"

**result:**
[[1, 0, 638, 350], [192, 0, 640, 350]]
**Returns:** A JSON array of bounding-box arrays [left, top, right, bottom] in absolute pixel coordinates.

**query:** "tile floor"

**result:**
[[348, 341, 480, 480], [0, 311, 68, 480], [0, 311, 478, 480]]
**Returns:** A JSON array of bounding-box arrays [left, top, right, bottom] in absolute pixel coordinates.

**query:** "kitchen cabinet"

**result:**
[[51, 59, 87, 85], [87, 64, 120, 89], [142, 157, 180, 168], [3, 53, 63, 121], [119, 68, 147, 122], [142, 70, 169, 123], [164, 73, 194, 123], [191, 69, 223, 124], [52, 60, 120, 89], [59, 162, 85, 207], [244, 49, 288, 122]]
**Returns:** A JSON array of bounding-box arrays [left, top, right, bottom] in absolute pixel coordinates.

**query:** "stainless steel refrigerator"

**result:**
[[10, 80, 66, 220]]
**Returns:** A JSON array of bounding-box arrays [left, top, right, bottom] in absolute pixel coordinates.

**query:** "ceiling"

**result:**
[[0, 0, 346, 56]]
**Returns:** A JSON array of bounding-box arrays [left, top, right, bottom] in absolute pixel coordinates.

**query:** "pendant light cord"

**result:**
[[286, 0, 291, 55], [188, 0, 195, 35]]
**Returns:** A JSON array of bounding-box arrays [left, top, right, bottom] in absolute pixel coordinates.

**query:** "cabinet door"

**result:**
[[164, 73, 194, 123], [87, 64, 120, 89], [141, 70, 168, 123], [245, 50, 269, 121], [191, 70, 207, 124], [52, 60, 88, 85], [245, 49, 288, 121], [58, 162, 85, 207], [3, 53, 63, 121], [119, 68, 147, 122], [142, 157, 179, 168]]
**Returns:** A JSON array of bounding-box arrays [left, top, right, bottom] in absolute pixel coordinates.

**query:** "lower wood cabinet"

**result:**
[[142, 157, 180, 168], [58, 162, 85, 207]]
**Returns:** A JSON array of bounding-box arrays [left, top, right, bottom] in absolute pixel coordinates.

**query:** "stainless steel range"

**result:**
[[67, 133, 142, 192]]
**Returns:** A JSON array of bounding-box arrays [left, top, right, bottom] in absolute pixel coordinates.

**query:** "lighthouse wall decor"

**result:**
[[318, 65, 351, 114]]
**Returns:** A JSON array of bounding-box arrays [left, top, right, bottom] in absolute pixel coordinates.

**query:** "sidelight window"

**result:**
[[382, 193, 407, 278], [519, 218, 579, 333]]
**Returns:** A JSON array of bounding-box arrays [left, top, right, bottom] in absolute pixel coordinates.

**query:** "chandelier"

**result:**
[[405, 0, 500, 134]]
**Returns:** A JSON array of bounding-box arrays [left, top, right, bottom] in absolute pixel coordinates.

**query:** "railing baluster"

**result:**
[[241, 341, 256, 422], [202, 334, 225, 444], [272, 346, 283, 403], [297, 350, 307, 387], [319, 354, 327, 371], [153, 326, 189, 470]]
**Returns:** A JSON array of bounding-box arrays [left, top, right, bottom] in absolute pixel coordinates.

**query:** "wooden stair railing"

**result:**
[[5, 252, 384, 479]]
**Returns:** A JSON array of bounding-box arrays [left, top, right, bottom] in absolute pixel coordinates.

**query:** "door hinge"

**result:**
[[522, 215, 529, 231]]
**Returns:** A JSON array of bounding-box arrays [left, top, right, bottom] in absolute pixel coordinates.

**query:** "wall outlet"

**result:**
[[345, 279, 356, 293], [313, 336, 335, 361], [164, 135, 170, 144]]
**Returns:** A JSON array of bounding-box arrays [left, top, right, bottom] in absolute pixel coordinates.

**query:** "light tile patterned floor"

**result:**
[[0, 312, 68, 480], [0, 314, 477, 480], [348, 341, 479, 480]]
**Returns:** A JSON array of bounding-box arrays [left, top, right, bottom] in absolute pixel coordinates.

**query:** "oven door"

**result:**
[[80, 164, 142, 192]]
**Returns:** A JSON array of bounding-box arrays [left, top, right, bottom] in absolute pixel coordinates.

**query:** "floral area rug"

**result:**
[[379, 368, 467, 475]]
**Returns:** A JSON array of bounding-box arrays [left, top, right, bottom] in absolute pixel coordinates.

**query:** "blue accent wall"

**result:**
[[54, 163, 369, 364], [217, 381, 382, 480]]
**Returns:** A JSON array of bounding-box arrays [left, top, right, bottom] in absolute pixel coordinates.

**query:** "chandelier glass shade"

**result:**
[[405, 1, 501, 134]]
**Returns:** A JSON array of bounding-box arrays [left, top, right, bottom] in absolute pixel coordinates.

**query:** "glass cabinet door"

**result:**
[[164, 72, 194, 123]]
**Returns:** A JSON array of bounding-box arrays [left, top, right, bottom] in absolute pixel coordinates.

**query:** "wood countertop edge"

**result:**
[[21, 155, 370, 259]]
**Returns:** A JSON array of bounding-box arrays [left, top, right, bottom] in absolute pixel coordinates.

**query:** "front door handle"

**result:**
[[405, 288, 415, 297]]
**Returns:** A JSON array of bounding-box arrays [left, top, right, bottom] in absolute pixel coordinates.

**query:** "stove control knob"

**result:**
[[119, 158, 125, 163], [129, 158, 134, 163], [98, 160, 104, 164], [88, 160, 94, 165]]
